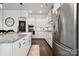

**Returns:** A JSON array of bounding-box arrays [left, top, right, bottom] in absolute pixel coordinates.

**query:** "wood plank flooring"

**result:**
[[32, 38, 52, 56]]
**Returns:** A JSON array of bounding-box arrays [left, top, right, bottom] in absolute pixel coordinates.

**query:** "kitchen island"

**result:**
[[0, 33, 32, 56]]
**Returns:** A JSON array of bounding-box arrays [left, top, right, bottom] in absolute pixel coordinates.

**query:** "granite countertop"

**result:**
[[0, 33, 32, 43]]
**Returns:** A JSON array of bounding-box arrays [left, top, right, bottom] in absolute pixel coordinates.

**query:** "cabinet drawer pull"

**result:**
[[53, 41, 72, 52], [23, 42, 25, 45], [23, 38, 25, 40], [19, 42, 21, 48]]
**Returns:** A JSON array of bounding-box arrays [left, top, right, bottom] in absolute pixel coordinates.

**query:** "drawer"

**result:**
[[53, 41, 76, 56]]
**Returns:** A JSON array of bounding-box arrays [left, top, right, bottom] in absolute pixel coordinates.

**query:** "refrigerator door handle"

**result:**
[[53, 41, 72, 52]]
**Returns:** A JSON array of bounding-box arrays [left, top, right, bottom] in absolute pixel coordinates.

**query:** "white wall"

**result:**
[[0, 10, 2, 30], [0, 9, 48, 33], [28, 14, 48, 31], [0, 10, 28, 32]]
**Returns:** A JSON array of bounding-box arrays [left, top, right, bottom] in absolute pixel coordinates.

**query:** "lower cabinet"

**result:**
[[0, 36, 31, 56], [32, 31, 44, 38], [0, 43, 13, 56], [32, 31, 53, 48], [45, 32, 53, 48], [13, 37, 31, 56], [13, 39, 21, 56]]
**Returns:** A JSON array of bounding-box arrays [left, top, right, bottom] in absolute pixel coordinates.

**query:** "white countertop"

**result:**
[[0, 32, 32, 43]]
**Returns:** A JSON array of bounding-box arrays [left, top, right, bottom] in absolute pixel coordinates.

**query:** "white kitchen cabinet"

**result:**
[[45, 32, 53, 48], [53, 3, 61, 12], [20, 37, 28, 56], [0, 33, 32, 56], [13, 36, 31, 56], [0, 43, 13, 56], [13, 39, 21, 56], [24, 37, 31, 55], [18, 37, 27, 56], [33, 31, 53, 48], [33, 31, 44, 38]]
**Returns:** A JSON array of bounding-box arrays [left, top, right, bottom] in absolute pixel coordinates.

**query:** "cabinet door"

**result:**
[[45, 32, 53, 48], [13, 40, 21, 56], [25, 37, 31, 55], [13, 36, 31, 56], [20, 37, 27, 56], [53, 3, 61, 12], [48, 33, 52, 48], [20, 37, 31, 56], [0, 44, 13, 56]]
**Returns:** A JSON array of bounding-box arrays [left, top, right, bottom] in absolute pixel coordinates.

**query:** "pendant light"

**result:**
[[20, 3, 23, 17], [19, 3, 26, 20]]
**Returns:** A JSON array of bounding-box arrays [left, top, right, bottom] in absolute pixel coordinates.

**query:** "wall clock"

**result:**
[[5, 17, 15, 27]]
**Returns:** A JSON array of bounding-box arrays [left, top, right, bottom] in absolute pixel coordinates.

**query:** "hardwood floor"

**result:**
[[32, 38, 53, 56]]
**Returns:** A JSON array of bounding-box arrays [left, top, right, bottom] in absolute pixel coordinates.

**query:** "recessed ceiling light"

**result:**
[[0, 3, 2, 8], [55, 11, 57, 15], [40, 4, 43, 7], [39, 11, 42, 13], [52, 9, 55, 14]]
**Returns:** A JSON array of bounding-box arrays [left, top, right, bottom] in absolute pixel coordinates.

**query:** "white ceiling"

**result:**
[[1, 3, 53, 14]]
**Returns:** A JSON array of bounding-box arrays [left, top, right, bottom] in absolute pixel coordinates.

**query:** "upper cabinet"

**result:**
[[47, 3, 63, 32], [52, 3, 63, 12], [48, 3, 63, 23], [53, 3, 61, 11]]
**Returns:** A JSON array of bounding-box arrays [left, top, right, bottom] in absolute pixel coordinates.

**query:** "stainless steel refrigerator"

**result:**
[[53, 3, 78, 56]]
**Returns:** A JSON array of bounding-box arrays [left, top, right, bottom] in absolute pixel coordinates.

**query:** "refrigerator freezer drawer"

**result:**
[[53, 41, 76, 56]]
